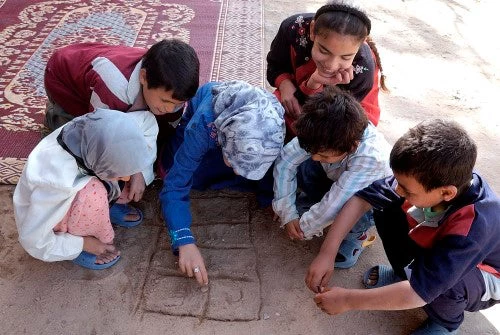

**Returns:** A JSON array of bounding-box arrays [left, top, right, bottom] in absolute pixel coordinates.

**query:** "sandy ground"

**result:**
[[1, 0, 499, 334]]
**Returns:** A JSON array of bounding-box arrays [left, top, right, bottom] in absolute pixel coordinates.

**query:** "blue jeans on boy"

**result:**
[[297, 158, 374, 235], [160, 132, 274, 208], [190, 147, 274, 207]]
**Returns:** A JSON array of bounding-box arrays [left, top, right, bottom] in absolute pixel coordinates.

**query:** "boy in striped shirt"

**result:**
[[272, 86, 391, 268]]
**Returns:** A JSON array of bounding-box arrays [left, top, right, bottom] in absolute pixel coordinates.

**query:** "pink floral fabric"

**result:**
[[54, 177, 114, 243]]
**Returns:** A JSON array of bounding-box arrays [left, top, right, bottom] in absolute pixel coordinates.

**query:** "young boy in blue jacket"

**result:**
[[306, 120, 500, 334], [159, 81, 285, 286]]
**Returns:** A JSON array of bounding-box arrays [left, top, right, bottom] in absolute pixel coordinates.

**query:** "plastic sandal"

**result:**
[[334, 232, 376, 269], [362, 264, 401, 289], [109, 203, 143, 228], [411, 319, 458, 335], [72, 251, 120, 270]]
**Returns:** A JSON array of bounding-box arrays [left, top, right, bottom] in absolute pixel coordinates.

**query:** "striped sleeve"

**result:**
[[300, 126, 391, 238], [272, 137, 310, 226]]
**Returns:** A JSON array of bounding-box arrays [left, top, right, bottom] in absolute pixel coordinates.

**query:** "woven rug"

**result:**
[[0, 0, 264, 184]]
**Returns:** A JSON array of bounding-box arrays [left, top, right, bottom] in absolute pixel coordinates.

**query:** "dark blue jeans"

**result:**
[[189, 147, 274, 207], [159, 130, 273, 208], [297, 158, 374, 235]]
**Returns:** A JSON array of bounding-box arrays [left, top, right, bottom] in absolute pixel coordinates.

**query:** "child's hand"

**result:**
[[285, 219, 305, 240], [127, 172, 146, 202], [309, 66, 354, 87], [278, 79, 302, 118], [314, 286, 351, 315], [178, 243, 209, 286], [305, 251, 335, 292], [82, 236, 120, 264]]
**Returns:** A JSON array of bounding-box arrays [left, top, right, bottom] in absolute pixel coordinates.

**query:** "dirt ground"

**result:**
[[1, 0, 499, 334]]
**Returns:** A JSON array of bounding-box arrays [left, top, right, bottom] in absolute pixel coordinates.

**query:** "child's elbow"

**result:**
[[18, 233, 54, 262], [18, 235, 44, 261]]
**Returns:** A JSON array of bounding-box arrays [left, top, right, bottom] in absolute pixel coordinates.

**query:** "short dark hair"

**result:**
[[141, 39, 200, 101], [295, 86, 368, 154], [390, 119, 477, 192]]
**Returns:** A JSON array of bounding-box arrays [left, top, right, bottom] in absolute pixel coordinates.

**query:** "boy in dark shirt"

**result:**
[[306, 120, 500, 334]]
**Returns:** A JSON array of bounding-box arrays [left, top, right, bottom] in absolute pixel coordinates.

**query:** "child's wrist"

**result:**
[[319, 240, 341, 257]]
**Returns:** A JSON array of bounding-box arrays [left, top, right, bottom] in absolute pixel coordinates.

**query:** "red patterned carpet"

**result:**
[[0, 0, 264, 184]]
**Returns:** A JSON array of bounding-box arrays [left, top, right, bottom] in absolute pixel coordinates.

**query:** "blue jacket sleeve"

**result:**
[[159, 83, 217, 251], [160, 120, 211, 250]]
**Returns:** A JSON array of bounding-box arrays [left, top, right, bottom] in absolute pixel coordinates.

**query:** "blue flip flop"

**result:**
[[334, 232, 376, 269], [411, 319, 458, 335], [362, 264, 401, 289], [72, 251, 120, 270], [109, 203, 143, 228]]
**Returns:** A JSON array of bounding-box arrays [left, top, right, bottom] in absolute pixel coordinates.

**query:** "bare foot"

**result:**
[[95, 249, 121, 265], [123, 210, 140, 222], [112, 202, 141, 222], [365, 266, 380, 287]]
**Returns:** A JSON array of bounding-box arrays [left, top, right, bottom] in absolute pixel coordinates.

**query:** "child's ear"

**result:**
[[139, 68, 147, 85], [310, 20, 316, 41], [441, 185, 458, 202]]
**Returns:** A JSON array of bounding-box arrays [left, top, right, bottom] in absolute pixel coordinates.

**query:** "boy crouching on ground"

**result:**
[[273, 86, 391, 268], [306, 120, 500, 334]]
